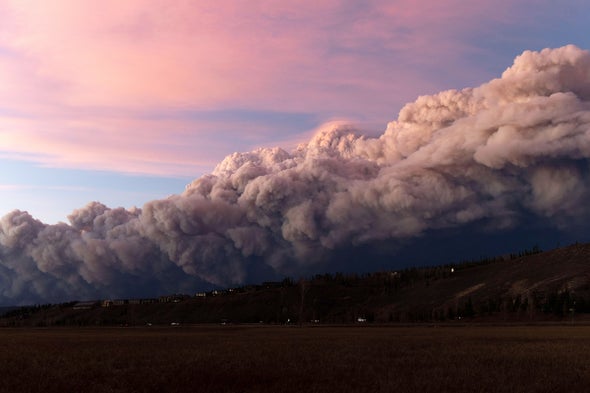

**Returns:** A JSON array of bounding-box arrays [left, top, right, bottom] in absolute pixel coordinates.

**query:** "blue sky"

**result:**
[[0, 159, 190, 223]]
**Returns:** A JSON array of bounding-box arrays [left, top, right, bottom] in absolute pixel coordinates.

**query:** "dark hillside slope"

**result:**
[[378, 242, 590, 321]]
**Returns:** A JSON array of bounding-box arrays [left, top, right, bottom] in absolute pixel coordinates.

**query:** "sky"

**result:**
[[1, 0, 588, 224], [1, 1, 590, 305]]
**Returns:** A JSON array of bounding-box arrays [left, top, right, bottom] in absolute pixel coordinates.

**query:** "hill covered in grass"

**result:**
[[2, 243, 590, 327]]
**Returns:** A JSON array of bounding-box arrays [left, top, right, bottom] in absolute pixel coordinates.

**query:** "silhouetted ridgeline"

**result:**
[[1, 243, 589, 327]]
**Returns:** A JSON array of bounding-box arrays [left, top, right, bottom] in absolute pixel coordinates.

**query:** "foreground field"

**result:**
[[0, 325, 589, 393]]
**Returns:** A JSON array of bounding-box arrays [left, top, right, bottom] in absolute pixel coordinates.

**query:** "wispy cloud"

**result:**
[[0, 0, 583, 176], [0, 183, 93, 193], [0, 184, 24, 191]]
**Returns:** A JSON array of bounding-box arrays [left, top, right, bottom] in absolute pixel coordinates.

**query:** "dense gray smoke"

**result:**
[[2, 45, 590, 304]]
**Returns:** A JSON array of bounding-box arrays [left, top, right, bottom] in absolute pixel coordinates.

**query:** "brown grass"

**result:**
[[0, 325, 589, 393]]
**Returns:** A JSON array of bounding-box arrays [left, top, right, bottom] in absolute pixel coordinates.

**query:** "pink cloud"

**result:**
[[0, 0, 536, 176], [0, 113, 254, 176]]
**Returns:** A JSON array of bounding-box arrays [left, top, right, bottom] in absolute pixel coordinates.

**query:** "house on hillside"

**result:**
[[73, 301, 99, 310], [159, 294, 189, 303]]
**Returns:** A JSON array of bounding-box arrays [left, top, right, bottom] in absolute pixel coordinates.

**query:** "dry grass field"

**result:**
[[0, 325, 589, 393]]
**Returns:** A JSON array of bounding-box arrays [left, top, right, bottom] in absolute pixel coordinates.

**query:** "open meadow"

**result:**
[[0, 325, 589, 393]]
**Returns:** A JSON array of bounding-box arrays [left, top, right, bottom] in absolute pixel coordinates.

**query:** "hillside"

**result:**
[[2, 242, 590, 327]]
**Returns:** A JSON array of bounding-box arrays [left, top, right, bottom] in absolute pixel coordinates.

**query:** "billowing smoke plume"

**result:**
[[2, 45, 590, 304]]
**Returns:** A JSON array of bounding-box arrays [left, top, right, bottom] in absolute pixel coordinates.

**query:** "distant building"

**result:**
[[105, 298, 156, 306], [159, 294, 189, 303], [73, 301, 99, 310]]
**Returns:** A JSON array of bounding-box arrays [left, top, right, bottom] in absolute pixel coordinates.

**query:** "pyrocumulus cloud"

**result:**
[[1, 45, 590, 304]]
